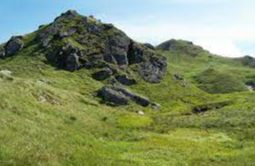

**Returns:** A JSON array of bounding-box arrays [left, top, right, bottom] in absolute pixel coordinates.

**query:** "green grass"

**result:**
[[194, 68, 247, 94], [0, 34, 255, 165]]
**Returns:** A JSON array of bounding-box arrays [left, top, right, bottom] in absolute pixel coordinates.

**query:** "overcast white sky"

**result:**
[[1, 0, 255, 57]]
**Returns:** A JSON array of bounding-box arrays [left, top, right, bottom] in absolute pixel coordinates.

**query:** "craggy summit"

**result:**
[[0, 10, 167, 107]]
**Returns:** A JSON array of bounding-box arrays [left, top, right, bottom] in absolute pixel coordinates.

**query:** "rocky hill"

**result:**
[[0, 10, 255, 166], [0, 10, 167, 107]]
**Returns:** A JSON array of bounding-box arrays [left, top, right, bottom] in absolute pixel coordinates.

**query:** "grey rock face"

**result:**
[[92, 68, 113, 81], [105, 35, 131, 66], [139, 56, 167, 83], [98, 86, 156, 107], [4, 36, 24, 56], [127, 42, 144, 64], [46, 44, 82, 71]]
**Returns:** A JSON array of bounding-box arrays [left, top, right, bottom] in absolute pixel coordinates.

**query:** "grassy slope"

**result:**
[[0, 34, 255, 166]]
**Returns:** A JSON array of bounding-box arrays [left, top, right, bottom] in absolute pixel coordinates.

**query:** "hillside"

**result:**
[[0, 10, 255, 166]]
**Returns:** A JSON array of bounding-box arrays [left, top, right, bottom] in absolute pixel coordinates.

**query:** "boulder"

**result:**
[[92, 68, 113, 81], [4, 36, 24, 56], [115, 75, 136, 86], [97, 86, 154, 107], [97, 86, 129, 106], [115, 87, 150, 106]]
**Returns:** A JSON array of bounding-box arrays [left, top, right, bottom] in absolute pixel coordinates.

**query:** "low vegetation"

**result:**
[[0, 10, 254, 166]]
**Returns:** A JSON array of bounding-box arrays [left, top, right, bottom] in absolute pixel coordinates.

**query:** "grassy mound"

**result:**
[[157, 39, 209, 57], [194, 68, 247, 94]]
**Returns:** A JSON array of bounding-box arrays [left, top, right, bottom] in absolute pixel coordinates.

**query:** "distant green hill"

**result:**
[[157, 39, 210, 57], [0, 10, 255, 166], [194, 68, 247, 94]]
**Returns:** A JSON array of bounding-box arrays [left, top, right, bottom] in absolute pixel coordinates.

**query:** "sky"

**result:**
[[0, 0, 255, 57]]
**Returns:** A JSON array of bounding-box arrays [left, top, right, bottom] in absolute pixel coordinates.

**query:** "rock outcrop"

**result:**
[[139, 56, 167, 83], [97, 86, 130, 106], [46, 44, 82, 71], [0, 36, 24, 58], [36, 10, 167, 84], [92, 68, 113, 81], [115, 75, 136, 86], [0, 10, 168, 108], [97, 86, 158, 107]]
